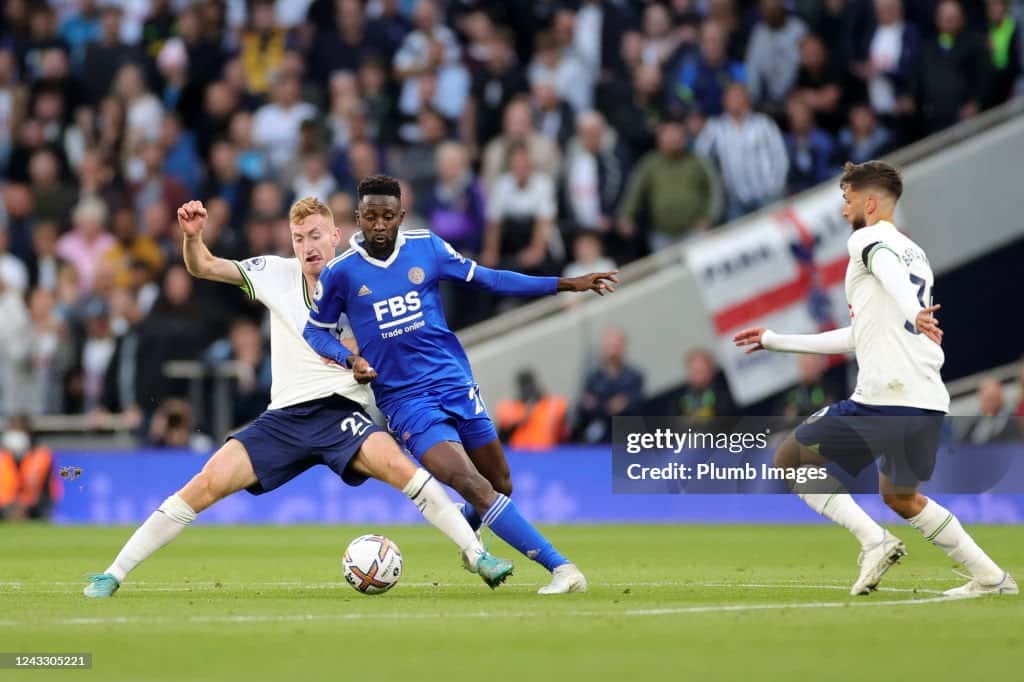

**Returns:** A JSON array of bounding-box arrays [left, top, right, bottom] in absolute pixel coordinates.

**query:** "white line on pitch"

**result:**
[[0, 594, 975, 628]]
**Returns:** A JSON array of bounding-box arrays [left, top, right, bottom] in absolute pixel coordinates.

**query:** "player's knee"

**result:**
[[882, 492, 923, 518]]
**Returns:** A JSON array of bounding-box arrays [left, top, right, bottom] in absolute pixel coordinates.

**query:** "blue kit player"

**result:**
[[83, 197, 513, 597], [304, 175, 618, 594]]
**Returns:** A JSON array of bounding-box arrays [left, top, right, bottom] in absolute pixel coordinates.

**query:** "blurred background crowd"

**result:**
[[0, 0, 1022, 446]]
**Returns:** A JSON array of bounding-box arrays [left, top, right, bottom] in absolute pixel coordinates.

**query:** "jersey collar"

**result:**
[[349, 231, 406, 269]]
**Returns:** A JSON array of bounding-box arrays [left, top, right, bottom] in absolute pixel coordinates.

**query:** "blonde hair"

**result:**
[[289, 196, 334, 226]]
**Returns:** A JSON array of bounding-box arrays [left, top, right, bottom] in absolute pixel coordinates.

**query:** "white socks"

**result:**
[[793, 472, 885, 548], [106, 494, 197, 582], [908, 497, 1004, 584], [402, 468, 484, 565]]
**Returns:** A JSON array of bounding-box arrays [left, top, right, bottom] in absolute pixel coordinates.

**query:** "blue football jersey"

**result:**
[[307, 229, 556, 410]]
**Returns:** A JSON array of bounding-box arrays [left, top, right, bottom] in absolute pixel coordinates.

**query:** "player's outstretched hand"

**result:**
[[177, 200, 207, 237], [915, 304, 943, 346], [733, 327, 767, 354], [558, 271, 619, 295]]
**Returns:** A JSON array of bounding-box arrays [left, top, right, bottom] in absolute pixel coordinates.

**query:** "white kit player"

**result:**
[[83, 198, 513, 597], [734, 161, 1017, 597]]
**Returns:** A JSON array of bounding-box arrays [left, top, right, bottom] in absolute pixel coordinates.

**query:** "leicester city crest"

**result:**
[[408, 267, 425, 285], [313, 281, 323, 301]]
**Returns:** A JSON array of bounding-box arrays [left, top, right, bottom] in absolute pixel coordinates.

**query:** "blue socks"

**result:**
[[479, 494, 568, 572], [460, 503, 483, 531]]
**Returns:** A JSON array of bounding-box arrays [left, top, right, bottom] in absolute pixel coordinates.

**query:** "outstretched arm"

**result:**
[[733, 326, 854, 355], [465, 264, 619, 297], [178, 200, 245, 286]]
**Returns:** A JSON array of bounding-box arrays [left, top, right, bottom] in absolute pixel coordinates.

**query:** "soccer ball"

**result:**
[[342, 534, 403, 595]]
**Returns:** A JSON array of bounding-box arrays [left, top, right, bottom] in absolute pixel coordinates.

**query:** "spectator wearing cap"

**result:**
[[745, 0, 808, 110], [695, 83, 788, 220], [56, 199, 116, 296], [667, 19, 746, 117], [618, 116, 720, 254]]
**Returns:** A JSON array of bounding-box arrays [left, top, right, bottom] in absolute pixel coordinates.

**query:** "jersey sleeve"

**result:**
[[233, 255, 290, 303], [430, 233, 478, 282], [303, 263, 353, 366], [307, 262, 347, 328], [846, 228, 898, 274], [429, 233, 558, 296]]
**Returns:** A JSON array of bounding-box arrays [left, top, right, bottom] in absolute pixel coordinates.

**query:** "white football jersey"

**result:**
[[235, 255, 372, 410], [845, 221, 949, 412]]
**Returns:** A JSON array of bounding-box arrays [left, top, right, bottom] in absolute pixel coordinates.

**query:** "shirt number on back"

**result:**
[[904, 273, 931, 335]]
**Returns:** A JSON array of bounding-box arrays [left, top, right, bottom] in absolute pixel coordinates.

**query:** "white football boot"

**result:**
[[538, 563, 588, 595], [943, 571, 1018, 598], [850, 530, 907, 595]]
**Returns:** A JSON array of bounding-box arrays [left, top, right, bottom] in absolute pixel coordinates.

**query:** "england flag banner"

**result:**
[[684, 187, 860, 406]]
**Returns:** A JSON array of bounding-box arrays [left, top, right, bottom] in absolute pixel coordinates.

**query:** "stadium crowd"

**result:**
[[0, 0, 1022, 442]]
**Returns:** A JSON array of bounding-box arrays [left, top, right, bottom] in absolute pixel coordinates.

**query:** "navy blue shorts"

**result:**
[[229, 395, 382, 495], [795, 399, 946, 487]]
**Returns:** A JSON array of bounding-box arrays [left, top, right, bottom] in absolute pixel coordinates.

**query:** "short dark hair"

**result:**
[[357, 174, 401, 200], [839, 160, 903, 200]]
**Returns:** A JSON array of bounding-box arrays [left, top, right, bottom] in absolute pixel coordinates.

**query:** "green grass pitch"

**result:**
[[2, 523, 1022, 682]]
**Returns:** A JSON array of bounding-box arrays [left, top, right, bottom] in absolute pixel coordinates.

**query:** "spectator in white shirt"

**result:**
[[0, 223, 28, 294], [695, 83, 788, 220], [481, 142, 558, 275], [252, 72, 317, 176], [528, 29, 592, 114], [115, 62, 163, 152]]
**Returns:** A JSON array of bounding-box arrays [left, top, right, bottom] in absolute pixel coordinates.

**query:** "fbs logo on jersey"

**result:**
[[408, 267, 425, 285], [358, 284, 372, 296]]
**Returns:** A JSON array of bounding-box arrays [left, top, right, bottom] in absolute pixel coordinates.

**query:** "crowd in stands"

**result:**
[[0, 0, 1022, 440]]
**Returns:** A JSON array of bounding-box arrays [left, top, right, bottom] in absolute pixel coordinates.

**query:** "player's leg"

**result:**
[[84, 439, 257, 597], [779, 404, 907, 595], [458, 438, 513, 530], [420, 437, 586, 594], [345, 431, 513, 587], [880, 475, 1017, 596], [774, 432, 888, 550]]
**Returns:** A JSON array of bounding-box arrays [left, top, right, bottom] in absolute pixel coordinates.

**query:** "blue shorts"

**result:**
[[794, 399, 946, 487], [381, 383, 498, 460], [229, 395, 382, 495]]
